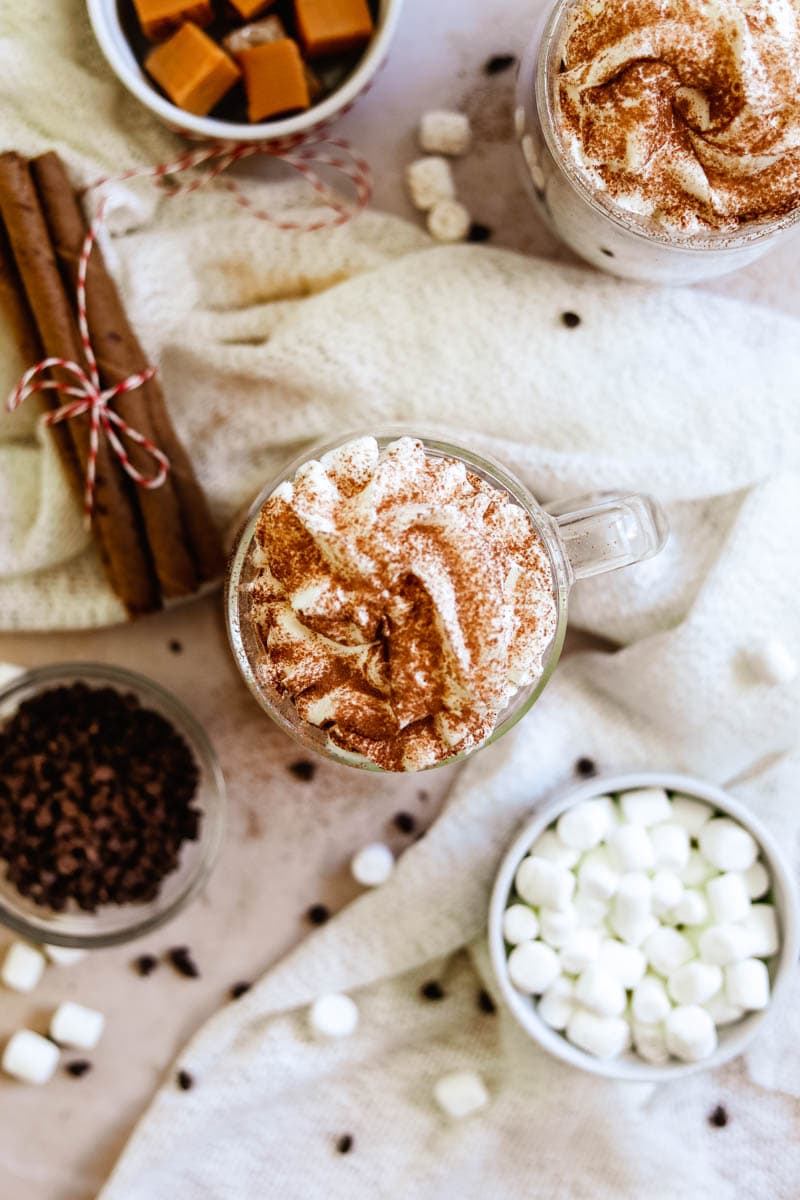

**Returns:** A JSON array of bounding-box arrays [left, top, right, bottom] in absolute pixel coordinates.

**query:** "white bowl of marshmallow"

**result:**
[[489, 772, 799, 1080]]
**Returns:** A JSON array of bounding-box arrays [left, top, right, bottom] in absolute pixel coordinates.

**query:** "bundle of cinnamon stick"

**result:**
[[0, 150, 224, 617]]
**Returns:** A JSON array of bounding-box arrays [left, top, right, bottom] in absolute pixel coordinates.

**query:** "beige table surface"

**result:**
[[0, 1, 798, 1197]]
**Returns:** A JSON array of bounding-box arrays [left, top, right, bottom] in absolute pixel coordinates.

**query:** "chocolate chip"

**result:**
[[66, 1060, 92, 1077], [421, 980, 445, 1001], [484, 54, 517, 75], [600, 247, 615, 257], [307, 903, 330, 926], [169, 946, 200, 978], [393, 812, 416, 835], [289, 759, 317, 782], [467, 223, 493, 243], [561, 311, 581, 328], [336, 1134, 354, 1154], [575, 757, 597, 778], [417, 791, 430, 803], [478, 988, 497, 1014], [168, 640, 183, 654], [230, 981, 252, 1000], [177, 1069, 194, 1091], [134, 954, 159, 977], [709, 1105, 729, 1128]]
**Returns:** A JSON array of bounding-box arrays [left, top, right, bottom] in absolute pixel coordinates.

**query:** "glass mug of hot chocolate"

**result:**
[[226, 431, 668, 772], [515, 0, 800, 284]]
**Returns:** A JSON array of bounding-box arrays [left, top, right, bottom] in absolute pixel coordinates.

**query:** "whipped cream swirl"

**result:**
[[555, 0, 800, 230], [248, 437, 558, 771]]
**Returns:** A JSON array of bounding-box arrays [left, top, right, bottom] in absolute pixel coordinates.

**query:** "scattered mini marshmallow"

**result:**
[[667, 961, 723, 1006], [0, 662, 25, 689], [649, 822, 690, 873], [632, 974, 671, 1024], [50, 1002, 105, 1051], [530, 831, 580, 869], [607, 824, 655, 873], [704, 993, 745, 1027], [502, 904, 540, 945], [670, 794, 713, 836], [351, 843, 394, 887], [743, 861, 770, 901], [538, 977, 575, 1030], [632, 1020, 670, 1065], [670, 888, 709, 927], [405, 156, 456, 211], [515, 857, 574, 911], [665, 1005, 718, 1062], [567, 1009, 631, 1059], [707, 873, 751, 924], [508, 941, 561, 994], [743, 637, 798, 686], [651, 871, 684, 916], [741, 904, 779, 958], [700, 818, 758, 872], [434, 1070, 489, 1119], [682, 850, 718, 887], [538, 905, 580, 948], [597, 940, 646, 989], [2, 1030, 59, 1085], [44, 945, 88, 967], [643, 927, 694, 977], [619, 787, 672, 827], [419, 110, 472, 157], [1, 942, 45, 993], [559, 927, 602, 975], [427, 199, 471, 243], [725, 958, 770, 1011], [577, 848, 619, 902], [698, 924, 752, 967], [557, 799, 614, 852], [309, 993, 360, 1039], [575, 964, 626, 1017]]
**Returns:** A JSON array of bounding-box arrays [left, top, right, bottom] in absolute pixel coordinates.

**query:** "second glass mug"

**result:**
[[226, 430, 668, 772]]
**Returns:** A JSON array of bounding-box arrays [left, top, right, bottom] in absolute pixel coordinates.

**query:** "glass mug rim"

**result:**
[[530, 0, 800, 253]]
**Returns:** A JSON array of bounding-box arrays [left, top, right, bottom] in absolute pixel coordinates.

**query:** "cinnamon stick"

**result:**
[[0, 152, 160, 617]]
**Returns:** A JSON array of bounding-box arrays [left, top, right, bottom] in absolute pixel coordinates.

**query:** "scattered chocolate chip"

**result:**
[[307, 903, 331, 926], [393, 812, 416, 835], [575, 757, 597, 778], [561, 311, 581, 329], [168, 640, 183, 654], [484, 54, 517, 75], [66, 1060, 92, 1077], [467, 222, 493, 244], [708, 1105, 729, 1128], [336, 1134, 354, 1155], [559, 58, 567, 72], [478, 988, 497, 1014], [289, 759, 317, 782], [600, 247, 615, 257], [230, 981, 252, 1000], [421, 980, 445, 1001], [169, 946, 200, 979], [417, 790, 429, 803], [177, 1069, 194, 1091], [134, 953, 159, 977]]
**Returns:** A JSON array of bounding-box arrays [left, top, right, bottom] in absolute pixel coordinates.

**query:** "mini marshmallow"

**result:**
[[632, 973, 672, 1025], [667, 961, 723, 1006], [741, 904, 779, 958], [632, 1020, 670, 1065], [651, 871, 684, 916], [682, 850, 718, 887], [698, 924, 751, 967], [405, 156, 455, 211], [560, 927, 602, 975], [699, 818, 758, 872], [607, 824, 655, 873], [530, 830, 580, 869], [611, 913, 658, 949], [309, 993, 360, 1038], [2, 1030, 59, 1085], [598, 940, 646, 989], [649, 822, 690, 873], [1, 942, 45, 993], [427, 199, 471, 243], [0, 663, 25, 689], [610, 873, 652, 944], [515, 857, 574, 911], [725, 958, 770, 1010], [557, 799, 614, 851], [567, 1009, 631, 1059], [670, 794, 713, 836], [419, 109, 472, 157], [539, 905, 580, 948], [577, 849, 619, 902], [665, 1005, 717, 1062], [50, 1001, 105, 1051], [575, 964, 626, 1017], [707, 873, 751, 924], [573, 891, 610, 929], [502, 904, 540, 945], [434, 1070, 489, 1119], [537, 977, 575, 1030], [619, 787, 672, 826], [670, 888, 709, 927], [351, 843, 394, 887], [743, 861, 770, 901], [44, 945, 88, 967], [644, 927, 694, 977], [744, 637, 798, 685], [508, 940, 561, 994], [704, 992, 745, 1027]]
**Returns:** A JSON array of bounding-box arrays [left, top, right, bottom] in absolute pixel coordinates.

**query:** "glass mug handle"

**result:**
[[545, 492, 669, 581]]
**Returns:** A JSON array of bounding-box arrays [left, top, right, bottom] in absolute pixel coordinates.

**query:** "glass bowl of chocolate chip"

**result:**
[[0, 663, 226, 948]]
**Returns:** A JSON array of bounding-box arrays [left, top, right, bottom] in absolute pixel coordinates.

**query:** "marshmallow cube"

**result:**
[[700, 819, 758, 872], [598, 940, 646, 989], [557, 799, 614, 851], [427, 199, 471, 243], [515, 857, 574, 911], [502, 904, 540, 945], [745, 637, 798, 685], [682, 851, 717, 887], [607, 824, 655, 872], [567, 1010, 631, 1059], [577, 849, 619, 901], [651, 871, 684, 916], [670, 888, 709, 927], [309, 993, 360, 1039], [698, 924, 751, 967], [50, 1002, 105, 1051], [707, 873, 751, 924], [537, 977, 575, 1030], [575, 965, 627, 1017], [560, 928, 602, 975], [419, 109, 472, 157], [632, 974, 671, 1024], [704, 992, 745, 1027], [667, 961, 723, 1006], [670, 795, 713, 836], [2, 1030, 59, 1085], [743, 861, 770, 901], [351, 843, 394, 887], [725, 959, 770, 1010], [508, 941, 561, 994], [741, 904, 779, 958], [405, 156, 455, 211], [633, 1021, 670, 1065], [539, 905, 580, 948], [1, 942, 45, 993], [434, 1070, 489, 1120], [44, 945, 88, 967], [530, 831, 580, 869], [644, 927, 694, 977], [619, 788, 672, 826], [665, 1005, 717, 1062], [650, 823, 690, 873]]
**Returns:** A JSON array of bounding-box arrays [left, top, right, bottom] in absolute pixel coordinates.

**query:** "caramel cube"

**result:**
[[133, 0, 214, 42], [145, 22, 241, 116], [224, 17, 323, 99], [239, 39, 311, 122], [293, 0, 374, 59], [229, 0, 277, 18]]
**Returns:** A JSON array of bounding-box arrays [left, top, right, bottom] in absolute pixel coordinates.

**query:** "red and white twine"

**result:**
[[7, 134, 372, 522]]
